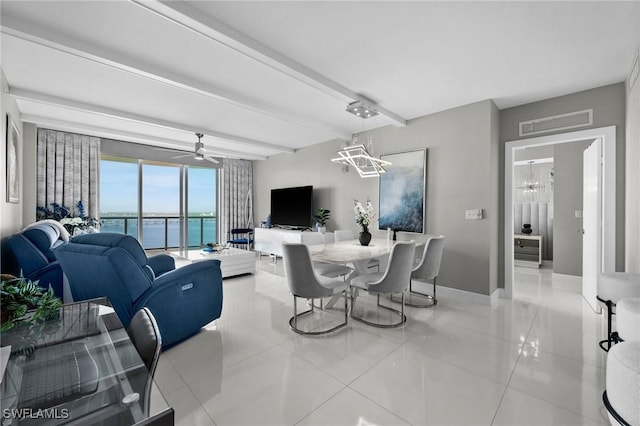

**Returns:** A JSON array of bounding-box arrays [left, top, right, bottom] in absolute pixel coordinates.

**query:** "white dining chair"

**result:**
[[350, 241, 416, 328], [283, 243, 349, 335], [301, 232, 352, 279], [392, 235, 445, 308]]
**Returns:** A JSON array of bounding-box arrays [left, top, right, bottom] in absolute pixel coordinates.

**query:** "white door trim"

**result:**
[[504, 126, 616, 299]]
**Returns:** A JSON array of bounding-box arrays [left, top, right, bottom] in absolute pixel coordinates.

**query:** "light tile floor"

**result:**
[[152, 259, 610, 425]]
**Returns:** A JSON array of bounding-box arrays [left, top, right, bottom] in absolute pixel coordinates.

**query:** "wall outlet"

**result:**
[[575, 210, 582, 218], [465, 209, 483, 220]]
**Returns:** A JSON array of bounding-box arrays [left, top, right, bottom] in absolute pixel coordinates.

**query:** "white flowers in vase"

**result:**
[[353, 198, 375, 230]]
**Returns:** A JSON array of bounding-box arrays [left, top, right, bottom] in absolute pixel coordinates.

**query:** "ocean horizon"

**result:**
[[100, 216, 217, 249]]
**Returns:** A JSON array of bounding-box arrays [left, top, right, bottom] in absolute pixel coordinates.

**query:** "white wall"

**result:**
[[254, 100, 500, 297], [1, 69, 24, 273], [626, 48, 640, 272]]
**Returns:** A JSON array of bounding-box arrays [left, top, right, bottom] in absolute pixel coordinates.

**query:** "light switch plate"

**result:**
[[575, 210, 582, 218], [465, 209, 483, 220]]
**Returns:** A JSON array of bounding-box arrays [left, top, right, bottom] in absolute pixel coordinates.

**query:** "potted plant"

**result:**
[[1, 274, 62, 331], [313, 208, 331, 234]]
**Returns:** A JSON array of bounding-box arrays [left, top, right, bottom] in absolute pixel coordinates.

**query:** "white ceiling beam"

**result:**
[[10, 88, 294, 154], [20, 114, 268, 161], [1, 23, 346, 139], [131, 0, 407, 127]]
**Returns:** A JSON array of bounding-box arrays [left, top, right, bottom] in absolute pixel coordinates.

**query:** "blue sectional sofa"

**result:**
[[54, 233, 223, 347]]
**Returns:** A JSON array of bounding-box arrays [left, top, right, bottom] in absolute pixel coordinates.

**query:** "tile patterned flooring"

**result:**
[[152, 258, 610, 425]]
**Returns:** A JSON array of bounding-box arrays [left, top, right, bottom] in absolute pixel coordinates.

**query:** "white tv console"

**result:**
[[255, 227, 329, 258]]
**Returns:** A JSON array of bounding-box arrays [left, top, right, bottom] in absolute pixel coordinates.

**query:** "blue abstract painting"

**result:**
[[378, 149, 426, 233]]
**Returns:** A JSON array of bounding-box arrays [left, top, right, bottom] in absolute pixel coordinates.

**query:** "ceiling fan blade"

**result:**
[[171, 154, 192, 159], [204, 155, 220, 164], [155, 146, 191, 155]]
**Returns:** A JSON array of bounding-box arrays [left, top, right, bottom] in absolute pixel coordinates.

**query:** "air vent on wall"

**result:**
[[519, 109, 593, 137]]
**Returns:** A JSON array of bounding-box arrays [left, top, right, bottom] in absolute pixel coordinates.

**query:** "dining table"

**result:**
[[308, 238, 394, 308], [308, 237, 394, 277]]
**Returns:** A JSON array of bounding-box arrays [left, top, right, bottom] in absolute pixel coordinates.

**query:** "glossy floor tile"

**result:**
[[153, 260, 611, 425]]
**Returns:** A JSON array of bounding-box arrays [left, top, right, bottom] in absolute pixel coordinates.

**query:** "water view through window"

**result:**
[[100, 156, 217, 249]]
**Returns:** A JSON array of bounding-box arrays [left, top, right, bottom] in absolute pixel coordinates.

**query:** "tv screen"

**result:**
[[271, 185, 313, 229]]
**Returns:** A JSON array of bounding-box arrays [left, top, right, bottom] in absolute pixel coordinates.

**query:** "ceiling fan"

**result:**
[[157, 133, 219, 164]]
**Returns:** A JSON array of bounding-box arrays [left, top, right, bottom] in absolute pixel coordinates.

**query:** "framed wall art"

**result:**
[[6, 114, 20, 203], [378, 149, 426, 233]]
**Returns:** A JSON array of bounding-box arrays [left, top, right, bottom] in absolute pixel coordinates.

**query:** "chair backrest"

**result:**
[[7, 224, 66, 298], [412, 236, 445, 280], [369, 241, 416, 293], [127, 307, 161, 416], [128, 307, 162, 375], [301, 232, 324, 245], [8, 223, 62, 272], [334, 229, 355, 242], [54, 233, 154, 327], [323, 233, 335, 244], [230, 228, 254, 235], [282, 243, 333, 299]]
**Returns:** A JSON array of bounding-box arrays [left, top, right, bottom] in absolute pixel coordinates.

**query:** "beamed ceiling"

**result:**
[[1, 1, 639, 160]]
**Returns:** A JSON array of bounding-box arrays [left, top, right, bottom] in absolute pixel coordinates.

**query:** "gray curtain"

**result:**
[[37, 129, 100, 218], [219, 159, 253, 242]]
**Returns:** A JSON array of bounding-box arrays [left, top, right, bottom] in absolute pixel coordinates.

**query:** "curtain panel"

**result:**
[[219, 159, 253, 243], [37, 129, 100, 218]]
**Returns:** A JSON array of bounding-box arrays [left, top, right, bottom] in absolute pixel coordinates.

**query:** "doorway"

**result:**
[[504, 126, 616, 300]]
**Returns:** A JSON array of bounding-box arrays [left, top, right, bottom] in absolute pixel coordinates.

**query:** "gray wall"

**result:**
[[626, 49, 640, 272], [500, 83, 627, 280], [553, 140, 593, 276], [1, 69, 24, 274], [254, 100, 500, 297]]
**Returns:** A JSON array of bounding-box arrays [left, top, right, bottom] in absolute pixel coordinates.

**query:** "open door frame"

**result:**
[[504, 126, 616, 299]]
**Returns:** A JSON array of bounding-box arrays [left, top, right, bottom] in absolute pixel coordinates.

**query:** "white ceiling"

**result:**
[[2, 1, 639, 161]]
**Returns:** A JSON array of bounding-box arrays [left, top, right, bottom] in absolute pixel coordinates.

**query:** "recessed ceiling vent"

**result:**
[[519, 109, 593, 137]]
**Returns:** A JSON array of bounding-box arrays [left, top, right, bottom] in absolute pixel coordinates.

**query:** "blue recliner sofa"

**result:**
[[7, 222, 66, 298], [54, 233, 223, 348]]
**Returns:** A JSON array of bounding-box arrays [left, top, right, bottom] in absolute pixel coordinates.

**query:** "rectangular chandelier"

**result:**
[[331, 144, 391, 178]]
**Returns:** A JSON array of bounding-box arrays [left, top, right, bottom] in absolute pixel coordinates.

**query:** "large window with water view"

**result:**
[[100, 155, 217, 250]]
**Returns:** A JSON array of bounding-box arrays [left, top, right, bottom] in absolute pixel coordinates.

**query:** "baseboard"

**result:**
[[551, 272, 582, 292], [413, 280, 499, 306]]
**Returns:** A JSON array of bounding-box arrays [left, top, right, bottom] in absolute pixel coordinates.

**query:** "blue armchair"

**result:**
[[54, 233, 223, 348], [6, 222, 65, 298]]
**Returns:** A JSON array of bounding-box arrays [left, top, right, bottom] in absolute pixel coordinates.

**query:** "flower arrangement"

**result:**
[[37, 200, 100, 235], [354, 198, 375, 230]]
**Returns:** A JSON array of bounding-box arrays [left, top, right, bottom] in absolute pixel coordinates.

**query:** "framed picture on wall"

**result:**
[[6, 114, 20, 203], [378, 149, 426, 233]]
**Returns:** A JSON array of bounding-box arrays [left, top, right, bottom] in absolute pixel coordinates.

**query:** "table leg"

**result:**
[[324, 259, 370, 309]]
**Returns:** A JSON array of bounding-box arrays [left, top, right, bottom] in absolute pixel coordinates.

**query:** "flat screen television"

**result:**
[[270, 185, 313, 229]]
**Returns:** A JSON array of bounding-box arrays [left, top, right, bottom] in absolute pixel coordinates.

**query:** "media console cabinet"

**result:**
[[254, 228, 309, 258], [514, 234, 543, 268]]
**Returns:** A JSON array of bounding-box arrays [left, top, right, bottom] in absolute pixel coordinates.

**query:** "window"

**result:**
[[100, 155, 217, 250]]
